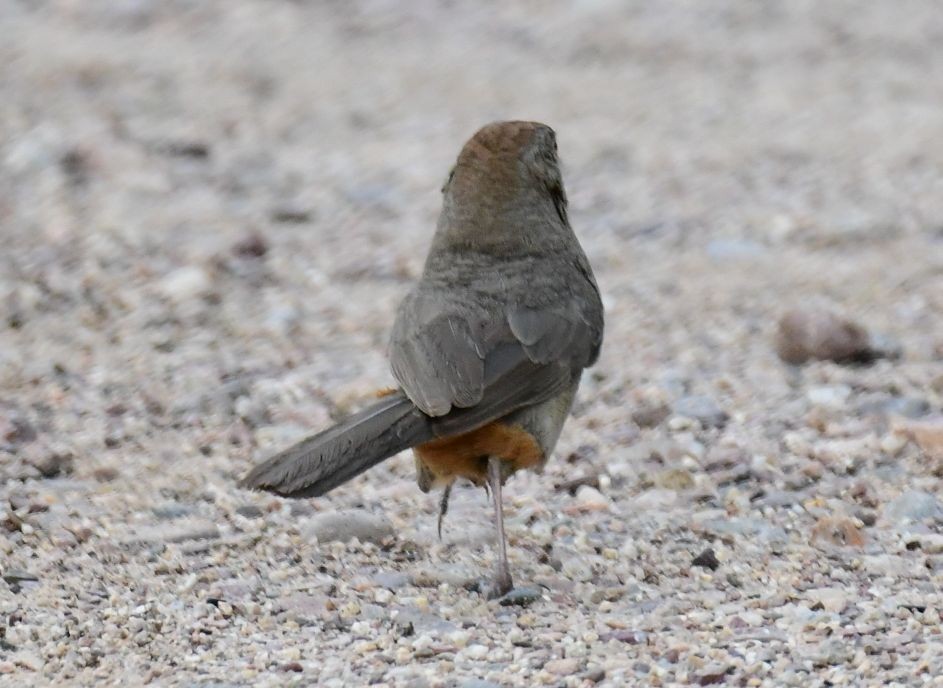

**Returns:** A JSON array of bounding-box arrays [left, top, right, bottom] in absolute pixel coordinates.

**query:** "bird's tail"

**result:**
[[239, 393, 433, 498]]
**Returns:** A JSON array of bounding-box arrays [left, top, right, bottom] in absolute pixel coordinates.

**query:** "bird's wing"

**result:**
[[389, 273, 602, 422]]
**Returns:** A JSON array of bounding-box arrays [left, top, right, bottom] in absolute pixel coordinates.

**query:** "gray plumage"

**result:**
[[240, 120, 603, 499]]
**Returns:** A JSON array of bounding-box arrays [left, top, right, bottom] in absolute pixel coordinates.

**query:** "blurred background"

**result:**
[[1, 1, 943, 684]]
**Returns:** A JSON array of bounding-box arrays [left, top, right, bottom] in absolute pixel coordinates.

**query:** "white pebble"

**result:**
[[464, 644, 490, 660]]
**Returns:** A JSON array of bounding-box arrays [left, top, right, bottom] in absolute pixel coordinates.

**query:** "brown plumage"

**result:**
[[240, 121, 604, 598]]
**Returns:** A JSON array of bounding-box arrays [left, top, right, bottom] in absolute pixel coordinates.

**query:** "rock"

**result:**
[[775, 308, 875, 364], [695, 517, 788, 545], [151, 503, 195, 520], [460, 681, 502, 688], [672, 396, 728, 428], [807, 638, 853, 666], [372, 571, 412, 589], [554, 473, 600, 495], [861, 554, 911, 577], [265, 305, 301, 336], [600, 629, 647, 644], [499, 586, 544, 607], [303, 510, 394, 544], [812, 436, 873, 471], [811, 516, 865, 547], [124, 519, 221, 545], [159, 139, 210, 158], [880, 432, 909, 456], [806, 587, 848, 613], [158, 266, 212, 303], [270, 206, 313, 224], [235, 505, 264, 519], [857, 395, 930, 420], [903, 533, 943, 553], [897, 417, 943, 460], [691, 548, 720, 571], [391, 607, 456, 635], [232, 232, 268, 258], [696, 664, 731, 685], [806, 385, 852, 410], [631, 402, 670, 428], [544, 658, 580, 675], [0, 410, 36, 445], [560, 553, 593, 581], [278, 592, 330, 623], [883, 491, 943, 523], [656, 468, 695, 490], [868, 332, 903, 360], [2, 569, 39, 584], [574, 485, 610, 510], [855, 509, 877, 527], [633, 489, 679, 510], [464, 644, 490, 660]]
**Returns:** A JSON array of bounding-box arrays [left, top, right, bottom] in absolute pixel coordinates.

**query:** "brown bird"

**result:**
[[240, 121, 604, 598]]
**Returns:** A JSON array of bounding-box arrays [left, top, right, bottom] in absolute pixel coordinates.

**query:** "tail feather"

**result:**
[[239, 393, 432, 498], [239, 359, 570, 499]]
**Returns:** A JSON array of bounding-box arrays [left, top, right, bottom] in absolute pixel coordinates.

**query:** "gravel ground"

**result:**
[[2, 1, 943, 686]]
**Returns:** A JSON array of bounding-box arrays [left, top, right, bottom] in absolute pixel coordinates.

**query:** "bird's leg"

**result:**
[[485, 457, 513, 599], [437, 483, 452, 540]]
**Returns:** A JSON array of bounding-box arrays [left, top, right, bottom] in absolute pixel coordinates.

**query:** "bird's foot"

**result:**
[[484, 571, 514, 600]]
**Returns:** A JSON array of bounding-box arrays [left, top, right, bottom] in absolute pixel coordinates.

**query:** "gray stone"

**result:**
[[124, 519, 221, 545], [499, 586, 544, 607], [277, 592, 330, 623], [883, 491, 943, 524], [868, 332, 903, 361], [699, 517, 788, 545], [157, 265, 212, 303], [806, 638, 853, 666], [372, 571, 412, 589], [2, 569, 39, 584], [235, 505, 264, 519], [672, 396, 728, 428], [303, 509, 395, 544], [806, 385, 852, 409], [151, 503, 195, 520], [391, 606, 458, 635], [458, 681, 503, 688], [857, 395, 930, 420]]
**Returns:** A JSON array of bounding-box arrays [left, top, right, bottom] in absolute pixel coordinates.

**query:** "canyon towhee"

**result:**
[[240, 121, 604, 598]]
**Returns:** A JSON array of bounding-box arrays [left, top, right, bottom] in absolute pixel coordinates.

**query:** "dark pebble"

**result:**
[[600, 629, 647, 644], [233, 233, 269, 258], [3, 570, 39, 584], [235, 505, 264, 519], [499, 586, 544, 607], [152, 503, 195, 520], [692, 548, 721, 571], [632, 403, 670, 428]]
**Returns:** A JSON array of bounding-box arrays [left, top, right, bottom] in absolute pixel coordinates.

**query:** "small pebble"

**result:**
[[691, 548, 720, 571], [775, 309, 874, 364], [464, 645, 490, 661], [672, 396, 729, 428]]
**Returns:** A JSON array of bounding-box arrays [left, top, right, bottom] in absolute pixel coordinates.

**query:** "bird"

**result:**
[[240, 121, 604, 598]]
